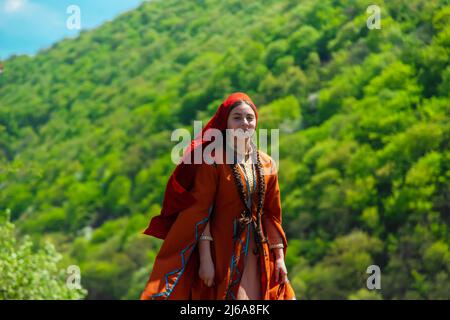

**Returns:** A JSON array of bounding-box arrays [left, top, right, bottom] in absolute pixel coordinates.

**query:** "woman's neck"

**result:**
[[225, 136, 256, 163], [233, 139, 255, 164], [232, 138, 251, 154]]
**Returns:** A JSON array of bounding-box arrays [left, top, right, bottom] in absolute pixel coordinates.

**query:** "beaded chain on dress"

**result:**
[[239, 161, 255, 195], [237, 143, 256, 198]]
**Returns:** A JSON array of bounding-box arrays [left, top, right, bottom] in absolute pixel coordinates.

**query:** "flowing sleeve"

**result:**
[[156, 163, 219, 258], [141, 163, 218, 300]]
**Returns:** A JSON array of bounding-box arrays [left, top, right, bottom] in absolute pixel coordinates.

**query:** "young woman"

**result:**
[[140, 92, 296, 300]]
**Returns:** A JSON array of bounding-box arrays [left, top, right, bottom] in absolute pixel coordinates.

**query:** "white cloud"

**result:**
[[3, 0, 28, 13], [0, 1, 65, 36]]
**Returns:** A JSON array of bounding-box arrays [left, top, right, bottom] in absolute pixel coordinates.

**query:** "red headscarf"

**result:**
[[143, 92, 258, 239]]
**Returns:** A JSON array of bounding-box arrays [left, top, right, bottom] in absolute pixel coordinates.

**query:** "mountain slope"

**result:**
[[0, 0, 448, 299]]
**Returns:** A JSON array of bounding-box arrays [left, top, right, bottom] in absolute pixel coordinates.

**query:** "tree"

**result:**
[[0, 210, 87, 299]]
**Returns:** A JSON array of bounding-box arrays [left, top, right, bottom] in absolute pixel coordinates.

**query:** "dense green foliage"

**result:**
[[0, 0, 448, 299], [0, 210, 87, 299]]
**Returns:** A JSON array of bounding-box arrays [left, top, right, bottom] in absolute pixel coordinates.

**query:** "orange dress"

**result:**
[[140, 151, 296, 300]]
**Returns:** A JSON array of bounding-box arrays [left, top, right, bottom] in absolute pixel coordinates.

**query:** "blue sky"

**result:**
[[0, 0, 146, 59]]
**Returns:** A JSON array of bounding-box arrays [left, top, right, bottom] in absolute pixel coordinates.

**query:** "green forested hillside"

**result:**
[[0, 0, 449, 299]]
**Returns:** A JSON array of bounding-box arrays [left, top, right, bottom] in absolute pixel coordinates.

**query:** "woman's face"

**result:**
[[226, 102, 257, 136]]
